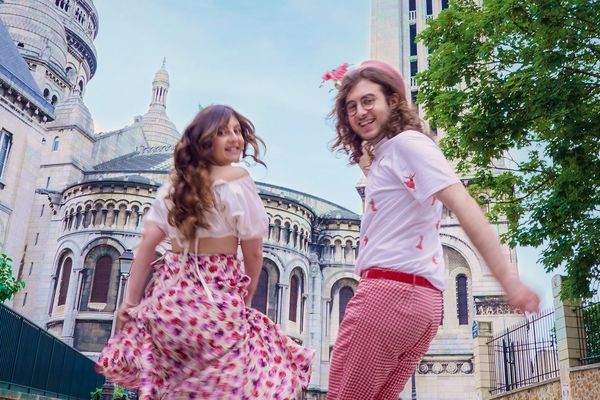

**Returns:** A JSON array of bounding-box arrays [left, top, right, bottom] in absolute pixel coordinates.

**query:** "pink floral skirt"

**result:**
[[96, 253, 314, 399]]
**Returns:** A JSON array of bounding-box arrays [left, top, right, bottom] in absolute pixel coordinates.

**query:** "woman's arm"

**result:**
[[240, 237, 263, 305], [436, 183, 540, 313], [116, 223, 166, 331]]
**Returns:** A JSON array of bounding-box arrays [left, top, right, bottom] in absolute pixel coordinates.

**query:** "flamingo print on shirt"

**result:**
[[416, 235, 424, 250], [432, 256, 440, 265], [369, 199, 378, 212], [404, 173, 416, 189]]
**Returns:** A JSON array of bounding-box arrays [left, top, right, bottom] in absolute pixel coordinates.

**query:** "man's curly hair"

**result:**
[[329, 66, 428, 165]]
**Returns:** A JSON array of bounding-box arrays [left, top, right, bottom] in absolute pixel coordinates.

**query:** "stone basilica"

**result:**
[[0, 1, 525, 398]]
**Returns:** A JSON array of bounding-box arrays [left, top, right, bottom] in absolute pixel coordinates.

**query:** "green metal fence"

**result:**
[[0, 303, 105, 399]]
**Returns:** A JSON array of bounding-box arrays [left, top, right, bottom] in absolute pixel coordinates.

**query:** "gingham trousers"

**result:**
[[327, 278, 443, 400]]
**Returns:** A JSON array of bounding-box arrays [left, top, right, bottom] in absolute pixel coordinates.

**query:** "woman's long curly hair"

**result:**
[[167, 105, 265, 241], [329, 66, 428, 165]]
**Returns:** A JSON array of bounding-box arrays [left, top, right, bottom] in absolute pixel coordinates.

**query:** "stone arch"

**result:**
[[79, 244, 122, 313], [442, 244, 473, 329]]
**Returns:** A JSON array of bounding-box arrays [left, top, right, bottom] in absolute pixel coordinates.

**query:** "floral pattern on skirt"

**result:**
[[96, 253, 314, 399]]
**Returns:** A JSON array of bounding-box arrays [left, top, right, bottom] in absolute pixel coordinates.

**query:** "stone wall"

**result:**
[[490, 378, 560, 400], [570, 364, 600, 400], [0, 389, 59, 400]]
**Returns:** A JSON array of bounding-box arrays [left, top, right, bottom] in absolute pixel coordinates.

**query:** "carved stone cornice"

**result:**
[[418, 359, 474, 375], [474, 295, 520, 315]]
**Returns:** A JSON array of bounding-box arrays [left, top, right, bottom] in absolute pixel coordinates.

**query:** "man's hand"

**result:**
[[504, 281, 541, 314]]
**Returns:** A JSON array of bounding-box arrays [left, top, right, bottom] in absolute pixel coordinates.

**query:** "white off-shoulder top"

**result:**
[[144, 175, 268, 243]]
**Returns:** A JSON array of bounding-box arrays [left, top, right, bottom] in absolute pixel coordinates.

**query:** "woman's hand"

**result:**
[[115, 302, 137, 332]]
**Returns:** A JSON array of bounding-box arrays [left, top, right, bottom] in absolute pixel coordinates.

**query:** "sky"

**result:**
[[84, 0, 555, 307]]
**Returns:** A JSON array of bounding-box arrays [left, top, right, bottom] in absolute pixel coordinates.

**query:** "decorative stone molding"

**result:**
[[474, 295, 520, 315], [418, 360, 474, 375]]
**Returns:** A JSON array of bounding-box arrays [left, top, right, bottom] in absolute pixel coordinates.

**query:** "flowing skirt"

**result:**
[[96, 253, 314, 399]]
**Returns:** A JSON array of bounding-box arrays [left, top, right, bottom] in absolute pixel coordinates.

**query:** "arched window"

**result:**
[[51, 95, 58, 105], [289, 275, 299, 322], [57, 257, 72, 306], [339, 286, 354, 322], [251, 260, 279, 322], [253, 269, 269, 314], [52, 136, 59, 151], [78, 80, 84, 94], [456, 274, 469, 325], [90, 255, 112, 303], [43, 88, 50, 99]]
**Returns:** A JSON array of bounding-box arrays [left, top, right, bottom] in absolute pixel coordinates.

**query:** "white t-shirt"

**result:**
[[355, 130, 461, 291], [144, 175, 268, 243]]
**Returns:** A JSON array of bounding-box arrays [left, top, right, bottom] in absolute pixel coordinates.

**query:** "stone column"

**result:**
[[61, 254, 83, 346], [473, 320, 493, 400], [307, 255, 323, 388], [553, 274, 582, 400], [277, 282, 288, 327]]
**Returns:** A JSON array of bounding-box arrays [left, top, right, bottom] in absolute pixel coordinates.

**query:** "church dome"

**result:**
[[0, 0, 68, 71], [142, 59, 180, 147], [153, 64, 169, 85]]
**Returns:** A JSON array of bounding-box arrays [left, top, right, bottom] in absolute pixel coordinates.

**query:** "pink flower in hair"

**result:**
[[320, 63, 350, 90]]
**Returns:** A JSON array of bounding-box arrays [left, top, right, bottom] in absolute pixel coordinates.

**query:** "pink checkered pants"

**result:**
[[327, 278, 442, 400]]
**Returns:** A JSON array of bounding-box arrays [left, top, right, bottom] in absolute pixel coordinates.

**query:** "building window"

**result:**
[[90, 255, 112, 303], [289, 274, 299, 322], [410, 60, 418, 78], [40, 204, 45, 216], [0, 130, 12, 178], [409, 0, 416, 11], [457, 274, 469, 325], [34, 233, 39, 245], [43, 88, 50, 99], [339, 286, 354, 322], [52, 136, 60, 151], [410, 24, 417, 56], [253, 268, 269, 314], [46, 177, 51, 188], [22, 292, 28, 306], [442, 0, 449, 9], [426, 0, 433, 16], [51, 95, 58, 106], [411, 91, 418, 104], [28, 262, 34, 276], [57, 257, 73, 306]]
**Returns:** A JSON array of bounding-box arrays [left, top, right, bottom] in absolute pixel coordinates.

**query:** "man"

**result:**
[[326, 60, 540, 400]]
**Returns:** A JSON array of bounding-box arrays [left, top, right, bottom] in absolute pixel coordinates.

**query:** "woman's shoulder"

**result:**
[[211, 166, 252, 188]]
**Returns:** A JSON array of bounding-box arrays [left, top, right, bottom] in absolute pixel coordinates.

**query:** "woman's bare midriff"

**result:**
[[170, 236, 239, 254]]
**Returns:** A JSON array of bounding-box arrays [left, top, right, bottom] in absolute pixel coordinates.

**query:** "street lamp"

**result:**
[[119, 249, 134, 276], [113, 249, 134, 335]]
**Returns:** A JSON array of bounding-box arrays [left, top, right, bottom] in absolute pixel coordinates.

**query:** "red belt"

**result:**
[[360, 267, 440, 292]]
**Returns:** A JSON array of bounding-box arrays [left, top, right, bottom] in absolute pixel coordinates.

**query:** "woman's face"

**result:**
[[211, 115, 245, 166]]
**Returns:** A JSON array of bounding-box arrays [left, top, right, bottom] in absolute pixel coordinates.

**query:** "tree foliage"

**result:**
[[0, 253, 25, 302], [417, 0, 600, 298]]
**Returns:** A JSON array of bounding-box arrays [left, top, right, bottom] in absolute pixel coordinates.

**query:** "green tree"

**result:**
[[417, 0, 600, 299], [0, 253, 25, 302]]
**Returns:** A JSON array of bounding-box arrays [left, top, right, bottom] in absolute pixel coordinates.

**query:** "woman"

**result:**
[[97, 105, 313, 399]]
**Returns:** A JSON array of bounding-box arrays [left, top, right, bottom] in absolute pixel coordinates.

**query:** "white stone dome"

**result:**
[[0, 0, 68, 70], [153, 67, 169, 85]]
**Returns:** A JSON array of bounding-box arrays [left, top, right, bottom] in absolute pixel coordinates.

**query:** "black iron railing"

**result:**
[[575, 281, 600, 366], [487, 308, 559, 395], [0, 303, 104, 399]]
